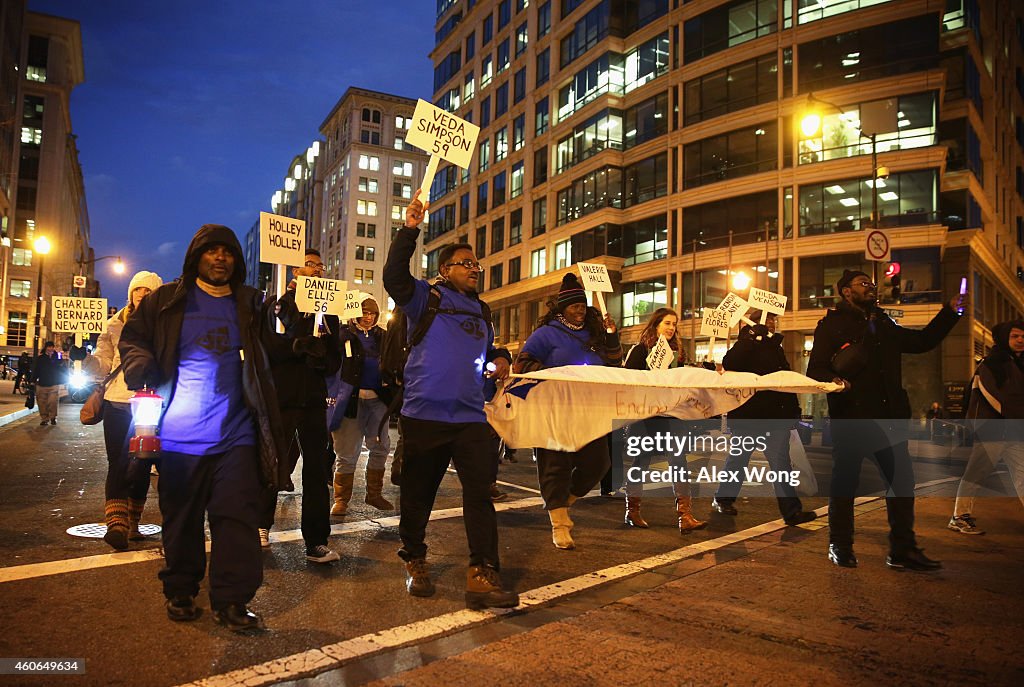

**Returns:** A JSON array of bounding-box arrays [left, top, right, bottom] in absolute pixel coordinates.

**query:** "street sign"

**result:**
[[259, 212, 306, 267], [865, 229, 891, 262], [51, 296, 108, 334], [72, 275, 87, 289]]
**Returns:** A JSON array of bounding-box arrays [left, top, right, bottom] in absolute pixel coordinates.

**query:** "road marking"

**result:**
[[174, 478, 960, 687], [445, 466, 543, 495], [0, 496, 545, 584]]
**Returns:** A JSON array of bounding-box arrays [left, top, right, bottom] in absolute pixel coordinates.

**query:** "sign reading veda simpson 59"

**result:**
[[406, 99, 480, 169], [51, 296, 108, 334], [295, 276, 347, 316], [260, 212, 306, 267]]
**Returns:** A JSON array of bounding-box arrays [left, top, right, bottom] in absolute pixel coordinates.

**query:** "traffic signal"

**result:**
[[880, 262, 901, 303]]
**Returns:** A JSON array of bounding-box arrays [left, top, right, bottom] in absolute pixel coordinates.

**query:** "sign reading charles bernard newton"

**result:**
[[51, 296, 108, 334]]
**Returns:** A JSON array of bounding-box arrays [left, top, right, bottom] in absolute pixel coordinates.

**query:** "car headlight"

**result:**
[[69, 371, 89, 389]]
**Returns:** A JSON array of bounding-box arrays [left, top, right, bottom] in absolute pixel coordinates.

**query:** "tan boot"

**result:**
[[404, 558, 435, 597], [365, 469, 395, 510], [674, 482, 707, 533], [331, 472, 354, 516], [624, 495, 649, 528], [103, 498, 130, 550], [548, 507, 575, 549], [465, 565, 519, 609], [128, 498, 148, 540]]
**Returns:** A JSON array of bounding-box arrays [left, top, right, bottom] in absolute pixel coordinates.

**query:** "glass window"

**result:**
[[622, 215, 668, 266], [684, 53, 777, 125], [12, 248, 32, 266], [464, 72, 476, 102], [498, 39, 510, 73], [683, 121, 778, 188], [555, 239, 572, 269], [536, 48, 550, 86], [5, 311, 28, 347], [531, 247, 548, 277], [561, 0, 611, 68], [798, 252, 871, 309], [490, 263, 504, 289], [682, 190, 778, 248], [555, 108, 624, 174], [495, 82, 509, 116], [798, 0, 894, 25], [798, 169, 938, 236], [479, 139, 491, 172], [533, 197, 547, 235], [476, 225, 488, 257], [509, 257, 522, 284], [493, 171, 507, 207], [481, 95, 491, 128], [466, 31, 476, 59], [621, 280, 667, 327], [683, 0, 778, 64], [534, 146, 548, 184], [9, 279, 32, 298], [535, 97, 550, 135], [513, 114, 526, 151], [624, 92, 668, 148], [492, 217, 505, 253], [499, 0, 511, 28], [538, 1, 551, 37], [511, 161, 525, 198], [495, 127, 508, 161], [477, 182, 489, 216], [510, 208, 523, 245], [623, 33, 669, 93], [516, 22, 529, 56], [514, 67, 527, 104], [483, 14, 494, 44]]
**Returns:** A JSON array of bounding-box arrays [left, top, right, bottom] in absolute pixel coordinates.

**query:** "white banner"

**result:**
[[486, 366, 842, 451]]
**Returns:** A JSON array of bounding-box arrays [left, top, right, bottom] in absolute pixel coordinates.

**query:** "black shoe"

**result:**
[[784, 511, 818, 526], [886, 548, 942, 571], [828, 544, 858, 568], [213, 604, 264, 633], [166, 595, 200, 622], [103, 525, 129, 551], [711, 498, 738, 515], [39, 420, 48, 426], [50, 418, 56, 425]]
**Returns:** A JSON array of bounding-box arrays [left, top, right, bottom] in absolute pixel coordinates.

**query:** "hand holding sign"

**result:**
[[646, 335, 673, 370], [577, 262, 614, 333], [406, 99, 481, 199]]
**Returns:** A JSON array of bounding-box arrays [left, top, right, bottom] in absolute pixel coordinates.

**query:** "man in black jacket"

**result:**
[[33, 341, 65, 425], [258, 249, 342, 563], [119, 224, 287, 633], [714, 313, 817, 525], [807, 269, 963, 571]]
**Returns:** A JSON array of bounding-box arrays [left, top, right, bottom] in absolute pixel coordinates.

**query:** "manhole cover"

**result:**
[[67, 523, 162, 538]]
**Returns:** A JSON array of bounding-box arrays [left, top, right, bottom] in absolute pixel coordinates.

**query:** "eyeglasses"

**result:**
[[304, 261, 325, 270], [852, 280, 876, 289], [444, 259, 482, 271]]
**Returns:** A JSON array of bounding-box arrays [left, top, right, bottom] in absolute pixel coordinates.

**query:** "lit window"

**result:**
[[394, 136, 405, 150], [393, 161, 414, 176], [9, 279, 32, 298], [354, 268, 364, 283], [392, 204, 403, 220], [12, 249, 32, 266], [358, 177, 379, 193], [531, 248, 547, 277], [365, 269, 374, 284], [21, 127, 42, 145]]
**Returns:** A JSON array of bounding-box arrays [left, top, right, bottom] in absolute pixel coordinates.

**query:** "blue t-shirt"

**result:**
[[356, 327, 382, 392], [402, 281, 493, 424], [160, 288, 256, 454], [520, 320, 606, 368]]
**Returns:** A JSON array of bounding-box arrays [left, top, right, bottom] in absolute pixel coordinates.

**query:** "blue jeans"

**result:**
[[332, 396, 391, 474], [714, 420, 803, 519]]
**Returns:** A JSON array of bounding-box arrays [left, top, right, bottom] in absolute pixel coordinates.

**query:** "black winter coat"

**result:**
[[806, 301, 960, 419], [33, 352, 66, 387], [118, 224, 288, 490], [264, 289, 342, 410], [337, 323, 390, 417], [722, 326, 800, 421]]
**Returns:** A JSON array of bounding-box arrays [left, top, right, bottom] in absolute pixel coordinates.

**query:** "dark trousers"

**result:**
[[102, 401, 152, 501], [536, 436, 611, 510], [398, 416, 499, 568], [828, 421, 916, 554], [714, 420, 803, 519], [258, 408, 332, 548], [158, 445, 263, 609]]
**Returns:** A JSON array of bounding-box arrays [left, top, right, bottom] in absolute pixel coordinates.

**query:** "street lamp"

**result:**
[[31, 236, 51, 362], [801, 93, 894, 283], [75, 255, 126, 295]]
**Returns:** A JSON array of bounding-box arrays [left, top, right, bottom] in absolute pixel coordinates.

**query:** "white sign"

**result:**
[[51, 296, 108, 334], [576, 262, 613, 292], [406, 99, 481, 169], [342, 290, 364, 320], [747, 287, 788, 315], [72, 275, 87, 289], [260, 212, 306, 267], [700, 308, 730, 339], [715, 292, 750, 327], [295, 276, 347, 316], [646, 336, 674, 370], [884, 308, 904, 320], [865, 229, 891, 262]]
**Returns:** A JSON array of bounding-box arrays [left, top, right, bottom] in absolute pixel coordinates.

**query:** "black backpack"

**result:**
[[378, 283, 492, 408]]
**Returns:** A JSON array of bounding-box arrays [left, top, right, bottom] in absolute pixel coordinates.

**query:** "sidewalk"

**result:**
[[0, 378, 36, 427], [360, 490, 1023, 686]]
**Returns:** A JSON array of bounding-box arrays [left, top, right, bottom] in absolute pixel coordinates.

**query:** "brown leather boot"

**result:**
[[331, 472, 354, 516], [548, 507, 575, 549], [128, 498, 148, 540], [624, 495, 649, 528], [673, 482, 707, 533], [365, 469, 395, 510], [404, 558, 435, 597], [465, 565, 519, 609]]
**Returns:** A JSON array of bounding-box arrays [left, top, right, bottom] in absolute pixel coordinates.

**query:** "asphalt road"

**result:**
[[0, 399, 1019, 687]]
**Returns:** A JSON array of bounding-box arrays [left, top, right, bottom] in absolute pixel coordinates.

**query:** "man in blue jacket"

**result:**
[[383, 191, 518, 610]]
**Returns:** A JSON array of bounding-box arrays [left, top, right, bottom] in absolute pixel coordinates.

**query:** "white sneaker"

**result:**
[[258, 528, 270, 548], [305, 545, 340, 563]]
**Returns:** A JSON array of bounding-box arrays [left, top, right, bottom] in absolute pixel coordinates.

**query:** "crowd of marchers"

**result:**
[[60, 191, 1022, 634]]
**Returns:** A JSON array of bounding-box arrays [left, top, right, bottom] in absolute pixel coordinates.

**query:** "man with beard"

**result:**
[[807, 269, 964, 571]]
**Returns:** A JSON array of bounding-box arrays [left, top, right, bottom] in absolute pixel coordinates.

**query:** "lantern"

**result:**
[[129, 386, 163, 459]]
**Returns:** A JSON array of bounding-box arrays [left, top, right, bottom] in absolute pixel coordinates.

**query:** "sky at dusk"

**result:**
[[29, 0, 436, 296]]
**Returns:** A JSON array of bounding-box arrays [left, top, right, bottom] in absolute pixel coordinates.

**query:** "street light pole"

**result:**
[[31, 250, 46, 362]]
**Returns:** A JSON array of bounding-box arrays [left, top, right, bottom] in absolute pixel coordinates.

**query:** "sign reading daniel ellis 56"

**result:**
[[51, 296, 108, 334]]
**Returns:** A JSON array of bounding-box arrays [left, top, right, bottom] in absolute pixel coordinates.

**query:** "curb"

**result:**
[[0, 406, 36, 428]]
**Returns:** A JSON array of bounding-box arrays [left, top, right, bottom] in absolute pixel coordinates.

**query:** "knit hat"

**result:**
[[357, 293, 379, 313], [836, 269, 871, 293], [127, 271, 162, 302], [556, 273, 588, 311]]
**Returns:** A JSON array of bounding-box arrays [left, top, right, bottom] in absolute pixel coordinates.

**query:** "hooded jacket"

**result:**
[[722, 324, 801, 421], [967, 320, 1024, 440], [807, 300, 960, 419], [118, 224, 287, 489]]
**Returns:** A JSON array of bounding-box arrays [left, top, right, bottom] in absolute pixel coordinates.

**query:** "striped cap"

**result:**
[[556, 273, 588, 311]]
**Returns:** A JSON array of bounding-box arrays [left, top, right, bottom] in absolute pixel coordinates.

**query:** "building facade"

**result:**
[[315, 87, 430, 311], [427, 0, 1024, 418], [0, 10, 89, 358]]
